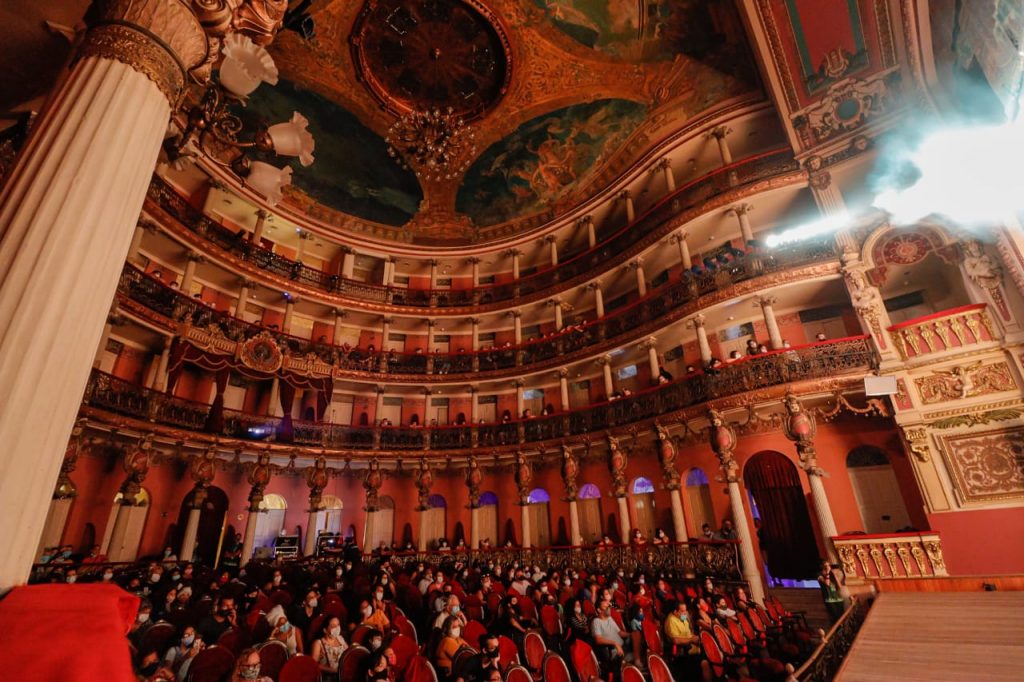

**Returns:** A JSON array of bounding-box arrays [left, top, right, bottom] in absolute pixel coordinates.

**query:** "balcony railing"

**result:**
[[147, 148, 800, 311], [82, 335, 876, 452], [833, 532, 948, 584], [117, 232, 837, 381], [788, 597, 870, 682], [886, 304, 997, 361]]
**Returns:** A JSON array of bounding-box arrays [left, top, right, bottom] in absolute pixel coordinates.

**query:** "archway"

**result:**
[[102, 489, 151, 562], [253, 493, 287, 556], [423, 494, 447, 548], [176, 486, 229, 567], [365, 495, 395, 550], [846, 446, 913, 533], [527, 488, 551, 547], [577, 484, 603, 544], [685, 468, 716, 536], [630, 477, 656, 540], [316, 494, 344, 539], [744, 451, 819, 580], [478, 491, 499, 547]]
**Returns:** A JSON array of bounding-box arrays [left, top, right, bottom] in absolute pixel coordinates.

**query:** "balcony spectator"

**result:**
[[727, 350, 743, 362], [700, 523, 714, 541], [818, 561, 845, 623], [815, 332, 827, 342], [652, 528, 670, 545], [715, 519, 737, 540], [745, 339, 759, 355]]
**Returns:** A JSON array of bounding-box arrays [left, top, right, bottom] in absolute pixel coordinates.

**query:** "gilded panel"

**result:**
[[938, 426, 1024, 504]]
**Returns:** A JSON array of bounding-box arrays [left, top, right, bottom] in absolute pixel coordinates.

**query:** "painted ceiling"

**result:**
[[246, 0, 761, 244]]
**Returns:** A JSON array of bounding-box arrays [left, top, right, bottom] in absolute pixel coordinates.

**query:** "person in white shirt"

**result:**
[[418, 569, 434, 595]]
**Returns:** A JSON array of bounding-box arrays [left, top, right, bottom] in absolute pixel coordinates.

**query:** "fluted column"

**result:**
[[688, 314, 712, 365], [304, 509, 321, 557], [0, 0, 206, 589], [469, 386, 479, 422], [282, 297, 296, 334], [127, 222, 148, 264], [642, 337, 659, 379], [375, 386, 386, 420], [659, 158, 676, 192], [469, 317, 480, 352], [783, 395, 840, 564], [468, 257, 480, 287], [728, 204, 755, 245], [234, 279, 252, 317], [708, 410, 764, 602], [558, 368, 570, 410], [709, 126, 733, 166], [755, 296, 783, 349], [598, 355, 615, 397], [180, 503, 202, 562], [383, 256, 396, 286], [241, 506, 260, 564], [630, 259, 647, 296], [620, 189, 635, 223], [671, 232, 692, 270], [509, 249, 522, 280], [544, 235, 559, 267], [251, 209, 268, 244], [333, 309, 346, 344], [579, 215, 596, 249], [180, 251, 202, 292], [153, 335, 174, 392], [587, 281, 605, 318]]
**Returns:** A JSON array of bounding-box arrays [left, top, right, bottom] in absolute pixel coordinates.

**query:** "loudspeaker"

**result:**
[[864, 375, 898, 396]]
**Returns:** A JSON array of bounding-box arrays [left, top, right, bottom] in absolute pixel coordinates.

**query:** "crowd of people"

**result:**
[[31, 532, 820, 682]]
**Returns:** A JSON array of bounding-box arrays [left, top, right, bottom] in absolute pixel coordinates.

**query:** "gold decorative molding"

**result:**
[[936, 426, 1024, 504]]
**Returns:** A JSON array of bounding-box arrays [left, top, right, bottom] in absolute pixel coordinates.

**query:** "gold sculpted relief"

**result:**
[[914, 361, 1016, 404], [938, 427, 1024, 503]]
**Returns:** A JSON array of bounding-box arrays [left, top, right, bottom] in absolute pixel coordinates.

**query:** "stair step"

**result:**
[[768, 587, 832, 632]]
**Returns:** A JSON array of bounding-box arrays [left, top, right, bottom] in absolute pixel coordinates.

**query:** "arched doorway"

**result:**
[[176, 486, 229, 567], [423, 494, 447, 548], [478, 491, 499, 547], [630, 477, 656, 540], [365, 495, 395, 550], [744, 451, 819, 580], [316, 494, 344, 538], [847, 446, 913, 533], [578, 484, 603, 543], [685, 468, 716, 536], [253, 493, 287, 557], [527, 489, 551, 547], [102, 489, 151, 562]]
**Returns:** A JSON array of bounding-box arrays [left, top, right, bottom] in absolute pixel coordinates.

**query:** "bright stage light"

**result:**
[[765, 211, 851, 248]]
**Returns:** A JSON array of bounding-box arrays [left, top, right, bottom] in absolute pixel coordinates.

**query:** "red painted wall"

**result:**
[[926, 507, 1024, 575]]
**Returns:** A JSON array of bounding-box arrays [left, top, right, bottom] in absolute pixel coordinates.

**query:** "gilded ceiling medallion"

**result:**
[[349, 0, 512, 120]]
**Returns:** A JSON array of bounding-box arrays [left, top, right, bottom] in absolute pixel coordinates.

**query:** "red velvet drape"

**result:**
[[278, 380, 296, 442], [203, 368, 230, 433], [745, 451, 820, 579]]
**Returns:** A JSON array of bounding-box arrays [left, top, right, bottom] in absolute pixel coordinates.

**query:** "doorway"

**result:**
[[175, 486, 229, 567], [630, 477, 656, 539], [846, 446, 913, 533], [685, 468, 716, 536], [578, 483, 603, 544], [478, 492, 499, 547], [527, 489, 551, 547]]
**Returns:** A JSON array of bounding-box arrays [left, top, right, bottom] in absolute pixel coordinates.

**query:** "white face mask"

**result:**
[[137, 612, 150, 624], [66, 575, 77, 584], [273, 576, 282, 584], [103, 572, 113, 581], [375, 592, 384, 601], [149, 573, 160, 583], [308, 598, 318, 608], [182, 635, 195, 647], [363, 607, 373, 617], [329, 626, 341, 638], [451, 628, 461, 638]]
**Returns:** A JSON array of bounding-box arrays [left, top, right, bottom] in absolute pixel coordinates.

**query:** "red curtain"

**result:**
[[315, 379, 334, 420], [203, 368, 230, 433], [278, 380, 296, 442]]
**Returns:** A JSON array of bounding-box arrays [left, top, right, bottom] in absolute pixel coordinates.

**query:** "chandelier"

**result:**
[[385, 107, 477, 182]]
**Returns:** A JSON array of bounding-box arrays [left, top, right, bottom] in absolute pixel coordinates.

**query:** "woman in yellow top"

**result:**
[[434, 615, 469, 678]]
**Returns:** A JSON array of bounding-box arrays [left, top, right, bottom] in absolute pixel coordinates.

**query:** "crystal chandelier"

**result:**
[[385, 107, 477, 182]]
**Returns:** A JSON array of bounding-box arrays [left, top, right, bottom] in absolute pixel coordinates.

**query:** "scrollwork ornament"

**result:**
[[246, 451, 273, 510], [655, 421, 681, 490], [466, 455, 482, 508], [707, 409, 739, 483], [902, 427, 931, 463], [561, 444, 579, 501], [415, 457, 433, 511], [514, 452, 532, 506], [363, 458, 383, 512], [305, 456, 328, 511], [607, 434, 628, 498]]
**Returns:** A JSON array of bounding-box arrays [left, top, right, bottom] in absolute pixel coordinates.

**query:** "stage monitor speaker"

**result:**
[[864, 375, 898, 396]]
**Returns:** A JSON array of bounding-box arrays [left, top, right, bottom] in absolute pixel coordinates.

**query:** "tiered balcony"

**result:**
[[886, 304, 998, 361], [82, 335, 876, 453], [833, 532, 949, 584], [117, 229, 837, 381], [148, 148, 801, 312]]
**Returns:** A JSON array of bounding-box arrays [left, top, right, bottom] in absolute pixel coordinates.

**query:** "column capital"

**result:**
[[428, 258, 440, 267], [576, 215, 593, 226], [513, 379, 526, 388], [596, 354, 613, 366], [627, 258, 644, 270], [381, 316, 394, 325], [185, 250, 204, 263], [385, 255, 397, 263], [467, 317, 480, 325], [507, 309, 522, 319], [654, 157, 672, 171], [727, 203, 753, 217], [543, 234, 557, 244], [754, 295, 777, 309], [467, 385, 478, 394], [237, 276, 255, 289], [557, 367, 570, 378], [78, 0, 208, 103], [708, 125, 733, 140], [466, 256, 481, 265], [669, 231, 688, 244], [640, 336, 658, 350], [584, 280, 602, 292], [375, 385, 387, 394], [687, 313, 706, 329], [332, 308, 347, 319], [283, 294, 299, 305], [339, 245, 355, 255], [618, 189, 632, 201], [426, 319, 436, 328], [255, 208, 269, 220], [505, 248, 523, 258]]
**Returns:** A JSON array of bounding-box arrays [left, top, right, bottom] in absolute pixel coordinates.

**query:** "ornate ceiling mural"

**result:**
[[249, 0, 760, 244], [243, 79, 424, 226], [457, 98, 647, 226]]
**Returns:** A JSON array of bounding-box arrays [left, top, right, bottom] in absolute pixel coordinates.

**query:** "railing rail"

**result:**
[[833, 532, 948, 583], [787, 597, 870, 682], [886, 303, 997, 360], [82, 335, 876, 451], [147, 148, 800, 310]]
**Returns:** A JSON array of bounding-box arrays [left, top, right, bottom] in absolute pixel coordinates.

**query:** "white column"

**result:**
[[180, 252, 200, 292], [515, 380, 525, 417], [233, 280, 251, 318], [671, 232, 692, 270], [643, 337, 659, 379], [251, 209, 268, 244], [579, 216, 596, 249], [620, 190, 635, 223], [520, 504, 531, 548], [568, 500, 583, 546], [689, 314, 712, 365], [304, 510, 320, 556], [0, 0, 205, 589], [428, 259, 439, 289], [808, 473, 840, 564], [383, 257, 395, 286], [470, 507, 481, 550], [469, 388, 479, 422], [511, 311, 522, 344], [616, 496, 631, 543], [709, 126, 733, 166], [153, 336, 173, 393], [631, 259, 647, 296], [558, 369, 570, 411], [729, 204, 755, 244], [670, 491, 688, 542], [340, 247, 355, 279], [282, 297, 296, 335], [599, 355, 615, 396], [550, 300, 563, 330], [726, 479, 765, 603], [546, 235, 558, 267], [296, 231, 309, 262], [180, 505, 201, 561], [333, 309, 345, 344], [659, 158, 676, 192], [107, 502, 137, 563], [470, 318, 480, 351], [756, 296, 783, 349], [588, 281, 605, 318], [426, 319, 436, 351], [510, 250, 521, 280], [268, 378, 282, 417], [469, 257, 480, 287], [37, 498, 73, 559], [241, 508, 259, 564]]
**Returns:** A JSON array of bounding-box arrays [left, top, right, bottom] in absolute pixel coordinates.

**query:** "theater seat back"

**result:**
[[278, 654, 319, 682], [186, 644, 234, 682]]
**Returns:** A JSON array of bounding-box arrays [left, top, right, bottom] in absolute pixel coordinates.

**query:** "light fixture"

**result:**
[[246, 162, 293, 206], [385, 107, 477, 182]]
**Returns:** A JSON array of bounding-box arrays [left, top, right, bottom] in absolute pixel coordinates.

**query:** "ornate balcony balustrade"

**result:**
[[147, 148, 800, 312], [788, 597, 870, 682], [886, 304, 997, 361], [117, 231, 837, 381], [833, 532, 948, 584], [82, 335, 875, 453]]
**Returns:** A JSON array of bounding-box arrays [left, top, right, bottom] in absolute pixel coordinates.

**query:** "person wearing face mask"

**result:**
[[231, 648, 272, 682], [100, 568, 116, 584], [63, 568, 78, 584], [197, 596, 237, 643], [163, 626, 203, 681], [434, 615, 469, 678], [433, 594, 467, 630], [498, 596, 528, 647], [359, 597, 390, 630], [361, 650, 390, 682], [366, 630, 384, 653], [310, 616, 348, 677], [462, 632, 502, 682], [82, 544, 107, 564], [418, 569, 434, 595], [591, 602, 630, 669], [652, 527, 669, 545], [289, 589, 320, 636], [376, 573, 395, 601], [154, 586, 178, 620], [129, 601, 155, 648], [266, 604, 303, 655], [714, 596, 737, 621], [566, 598, 591, 643]]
